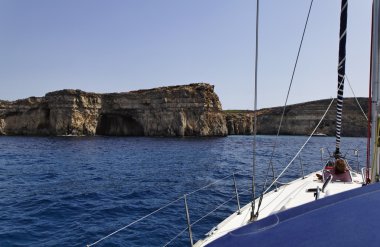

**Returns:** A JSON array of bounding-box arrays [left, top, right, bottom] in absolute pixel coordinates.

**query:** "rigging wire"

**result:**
[[345, 74, 368, 121], [261, 97, 335, 196], [186, 173, 234, 197], [254, 0, 314, 218], [250, 0, 259, 221]]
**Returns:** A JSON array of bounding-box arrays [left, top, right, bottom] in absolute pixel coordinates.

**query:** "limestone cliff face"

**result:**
[[225, 111, 254, 135], [226, 98, 368, 137], [45, 90, 102, 135], [0, 83, 227, 136], [98, 84, 227, 136], [0, 97, 49, 135], [0, 84, 367, 137]]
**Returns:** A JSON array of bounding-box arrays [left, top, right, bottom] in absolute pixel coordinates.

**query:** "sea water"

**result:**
[[0, 136, 366, 246]]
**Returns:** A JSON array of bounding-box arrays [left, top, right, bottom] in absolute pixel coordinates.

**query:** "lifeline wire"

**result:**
[[86, 172, 238, 246], [86, 196, 184, 247]]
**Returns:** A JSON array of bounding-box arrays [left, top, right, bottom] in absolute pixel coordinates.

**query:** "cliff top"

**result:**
[[44, 83, 214, 98], [1, 84, 368, 113], [128, 83, 214, 94], [45, 89, 99, 97], [225, 97, 368, 115]]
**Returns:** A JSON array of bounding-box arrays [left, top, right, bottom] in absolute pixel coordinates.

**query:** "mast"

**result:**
[[335, 0, 348, 157], [370, 0, 380, 182], [250, 0, 259, 221]]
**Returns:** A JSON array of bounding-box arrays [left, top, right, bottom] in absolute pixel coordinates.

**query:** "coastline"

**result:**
[[0, 84, 368, 137]]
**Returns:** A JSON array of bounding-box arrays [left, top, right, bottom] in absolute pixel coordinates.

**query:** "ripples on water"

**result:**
[[0, 136, 366, 246]]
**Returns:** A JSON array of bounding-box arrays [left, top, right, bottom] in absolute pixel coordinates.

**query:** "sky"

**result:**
[[0, 0, 373, 110]]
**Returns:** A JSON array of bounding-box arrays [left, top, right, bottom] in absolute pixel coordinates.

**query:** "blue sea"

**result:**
[[0, 135, 366, 246]]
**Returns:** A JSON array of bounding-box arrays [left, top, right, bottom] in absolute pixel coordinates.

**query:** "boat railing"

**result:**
[[86, 146, 363, 246], [86, 171, 253, 247], [320, 147, 362, 172]]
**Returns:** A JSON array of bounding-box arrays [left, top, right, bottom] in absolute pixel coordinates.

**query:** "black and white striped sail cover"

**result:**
[[335, 0, 348, 156]]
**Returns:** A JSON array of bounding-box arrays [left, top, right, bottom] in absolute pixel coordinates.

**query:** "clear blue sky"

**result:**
[[0, 0, 372, 109]]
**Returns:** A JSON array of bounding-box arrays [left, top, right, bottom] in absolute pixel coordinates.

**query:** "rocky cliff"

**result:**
[[225, 98, 368, 137], [0, 83, 228, 136], [225, 111, 254, 135], [0, 84, 368, 137]]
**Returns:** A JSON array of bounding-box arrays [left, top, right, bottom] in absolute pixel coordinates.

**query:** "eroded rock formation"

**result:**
[[0, 83, 228, 136], [226, 98, 368, 137], [0, 84, 368, 137], [225, 111, 254, 135]]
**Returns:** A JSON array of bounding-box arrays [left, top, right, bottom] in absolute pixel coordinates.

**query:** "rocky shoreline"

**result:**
[[0, 83, 368, 137], [225, 98, 368, 137]]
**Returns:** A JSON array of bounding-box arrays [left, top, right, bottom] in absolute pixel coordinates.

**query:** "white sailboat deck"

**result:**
[[195, 170, 363, 247]]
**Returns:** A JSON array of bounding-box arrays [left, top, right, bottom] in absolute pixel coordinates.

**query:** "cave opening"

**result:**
[[96, 114, 144, 136]]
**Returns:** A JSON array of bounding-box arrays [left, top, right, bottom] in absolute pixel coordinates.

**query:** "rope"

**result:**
[[190, 194, 237, 227], [255, 0, 314, 217], [344, 74, 368, 121], [275, 181, 291, 185], [262, 98, 335, 195], [86, 196, 184, 247], [186, 174, 234, 197]]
